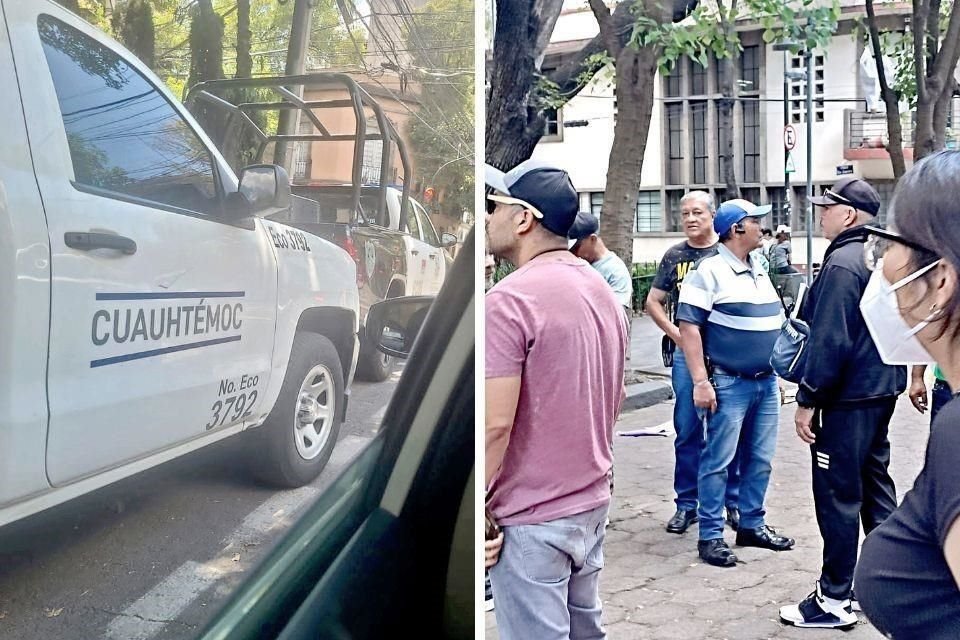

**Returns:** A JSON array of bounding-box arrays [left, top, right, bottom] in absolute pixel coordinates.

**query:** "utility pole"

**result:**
[[275, 0, 314, 171], [804, 27, 814, 287], [782, 51, 791, 228]]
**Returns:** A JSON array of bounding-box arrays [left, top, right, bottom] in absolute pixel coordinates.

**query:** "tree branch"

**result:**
[[546, 34, 610, 96], [588, 0, 622, 57], [915, 0, 929, 104], [932, 0, 960, 99]]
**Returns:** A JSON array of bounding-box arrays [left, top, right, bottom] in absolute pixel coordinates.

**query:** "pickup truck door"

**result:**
[[0, 10, 54, 507], [410, 200, 447, 295], [9, 7, 278, 485], [401, 199, 432, 297]]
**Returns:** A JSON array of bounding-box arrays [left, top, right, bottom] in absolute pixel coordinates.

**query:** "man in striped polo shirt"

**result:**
[[676, 199, 795, 567]]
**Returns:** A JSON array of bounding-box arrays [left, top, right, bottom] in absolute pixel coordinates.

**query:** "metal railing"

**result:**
[[845, 109, 915, 150]]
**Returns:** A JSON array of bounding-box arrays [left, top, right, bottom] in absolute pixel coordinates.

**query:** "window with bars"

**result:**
[[666, 103, 684, 185], [691, 101, 708, 184], [740, 45, 760, 93], [691, 58, 707, 95], [665, 59, 683, 97], [590, 192, 603, 218], [790, 54, 825, 123], [543, 106, 562, 140], [666, 189, 685, 232], [636, 191, 662, 232], [793, 185, 818, 231], [742, 100, 760, 183], [766, 187, 791, 229], [873, 180, 894, 226]]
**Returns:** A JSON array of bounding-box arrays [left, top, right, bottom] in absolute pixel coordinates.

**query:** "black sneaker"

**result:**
[[697, 538, 738, 567], [779, 583, 857, 629], [666, 508, 698, 534]]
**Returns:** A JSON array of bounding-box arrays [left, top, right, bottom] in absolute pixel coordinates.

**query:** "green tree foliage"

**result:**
[[404, 0, 474, 220]]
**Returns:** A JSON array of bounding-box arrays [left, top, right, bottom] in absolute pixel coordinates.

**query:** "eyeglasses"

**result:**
[[863, 226, 939, 271]]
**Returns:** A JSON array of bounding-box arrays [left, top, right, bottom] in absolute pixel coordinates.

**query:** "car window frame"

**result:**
[[37, 13, 228, 222]]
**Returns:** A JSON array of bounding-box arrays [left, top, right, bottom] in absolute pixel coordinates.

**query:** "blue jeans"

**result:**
[[672, 350, 741, 512], [489, 504, 609, 640], [931, 379, 953, 425], [697, 374, 780, 541]]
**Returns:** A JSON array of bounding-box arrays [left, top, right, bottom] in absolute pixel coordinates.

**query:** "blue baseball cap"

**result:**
[[485, 159, 580, 236], [714, 199, 772, 236]]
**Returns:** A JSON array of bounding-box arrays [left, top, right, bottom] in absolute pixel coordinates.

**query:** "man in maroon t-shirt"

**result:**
[[485, 159, 627, 639]]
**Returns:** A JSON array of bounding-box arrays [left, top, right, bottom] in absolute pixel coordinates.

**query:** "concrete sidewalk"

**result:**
[[485, 316, 930, 639]]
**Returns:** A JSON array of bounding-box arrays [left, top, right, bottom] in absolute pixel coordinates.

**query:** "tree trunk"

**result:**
[[236, 0, 252, 79], [112, 0, 156, 70], [716, 3, 738, 201], [485, 0, 698, 171], [717, 60, 738, 200], [600, 46, 659, 266], [914, 0, 960, 161], [865, 0, 906, 180], [485, 0, 553, 170], [188, 0, 224, 89], [933, 82, 953, 149]]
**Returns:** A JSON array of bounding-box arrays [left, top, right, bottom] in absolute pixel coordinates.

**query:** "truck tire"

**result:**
[[355, 333, 396, 382], [253, 332, 344, 487]]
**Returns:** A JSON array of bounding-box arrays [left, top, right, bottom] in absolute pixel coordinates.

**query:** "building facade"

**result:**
[[531, 0, 958, 265]]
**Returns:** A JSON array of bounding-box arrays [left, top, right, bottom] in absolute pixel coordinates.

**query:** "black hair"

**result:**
[[889, 150, 960, 343]]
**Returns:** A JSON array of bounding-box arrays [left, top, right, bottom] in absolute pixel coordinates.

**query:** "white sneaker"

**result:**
[[779, 583, 858, 629]]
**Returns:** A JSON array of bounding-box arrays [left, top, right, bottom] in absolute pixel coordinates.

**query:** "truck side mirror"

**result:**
[[440, 232, 458, 248], [365, 296, 435, 359], [238, 164, 291, 214]]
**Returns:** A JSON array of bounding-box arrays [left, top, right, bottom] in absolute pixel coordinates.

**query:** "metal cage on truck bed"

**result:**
[[184, 72, 412, 225]]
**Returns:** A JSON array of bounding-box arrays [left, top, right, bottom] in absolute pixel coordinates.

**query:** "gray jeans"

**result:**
[[489, 503, 609, 640]]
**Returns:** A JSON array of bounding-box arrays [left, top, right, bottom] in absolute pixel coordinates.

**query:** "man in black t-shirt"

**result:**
[[646, 191, 741, 534]]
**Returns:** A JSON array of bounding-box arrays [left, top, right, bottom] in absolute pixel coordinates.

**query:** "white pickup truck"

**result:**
[[0, 1, 362, 527]]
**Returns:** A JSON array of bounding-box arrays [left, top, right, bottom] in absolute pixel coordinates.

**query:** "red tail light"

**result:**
[[339, 232, 365, 289]]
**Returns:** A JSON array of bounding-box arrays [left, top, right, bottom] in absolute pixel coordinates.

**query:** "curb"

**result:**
[[622, 380, 674, 411]]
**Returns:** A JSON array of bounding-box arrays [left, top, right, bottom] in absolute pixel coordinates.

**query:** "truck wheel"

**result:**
[[355, 333, 396, 382], [253, 332, 344, 487]]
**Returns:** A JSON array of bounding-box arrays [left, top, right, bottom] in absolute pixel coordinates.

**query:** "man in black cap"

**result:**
[[484, 159, 628, 639], [568, 211, 634, 341], [779, 177, 907, 629]]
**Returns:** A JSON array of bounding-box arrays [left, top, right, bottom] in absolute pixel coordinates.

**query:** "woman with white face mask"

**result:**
[[854, 150, 960, 638]]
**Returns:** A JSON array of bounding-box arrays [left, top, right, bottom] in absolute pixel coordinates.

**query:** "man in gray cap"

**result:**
[[485, 159, 627, 639], [780, 177, 906, 629]]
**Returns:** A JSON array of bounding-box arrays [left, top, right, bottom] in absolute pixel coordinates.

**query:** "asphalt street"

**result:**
[[0, 373, 400, 640]]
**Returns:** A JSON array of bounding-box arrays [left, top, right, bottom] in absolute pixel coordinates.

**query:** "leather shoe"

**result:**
[[666, 508, 698, 534], [736, 525, 795, 551], [725, 506, 740, 531], [698, 538, 738, 567]]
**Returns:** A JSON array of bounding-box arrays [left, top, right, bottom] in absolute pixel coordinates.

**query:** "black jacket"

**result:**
[[795, 226, 906, 408]]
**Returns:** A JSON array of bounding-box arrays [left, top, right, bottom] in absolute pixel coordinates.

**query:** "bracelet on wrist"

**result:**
[[694, 379, 711, 387]]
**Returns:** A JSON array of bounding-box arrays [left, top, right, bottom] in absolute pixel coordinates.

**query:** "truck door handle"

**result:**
[[64, 232, 137, 255]]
